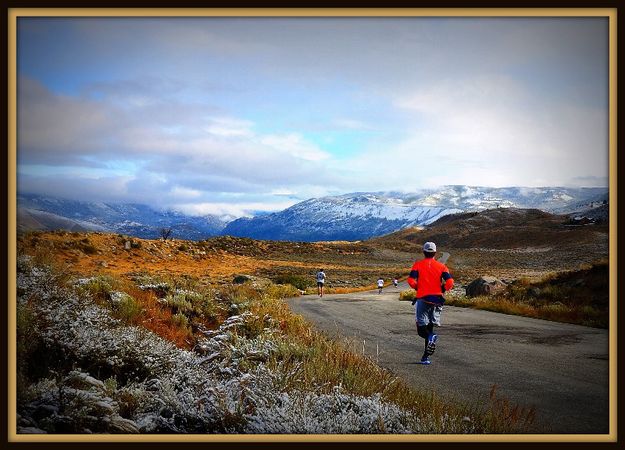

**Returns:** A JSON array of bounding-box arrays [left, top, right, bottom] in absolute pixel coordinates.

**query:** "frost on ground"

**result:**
[[16, 256, 475, 434]]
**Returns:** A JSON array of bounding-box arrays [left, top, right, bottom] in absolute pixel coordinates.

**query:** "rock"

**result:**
[[528, 287, 541, 298], [124, 240, 132, 250], [233, 275, 251, 284], [465, 276, 506, 297]]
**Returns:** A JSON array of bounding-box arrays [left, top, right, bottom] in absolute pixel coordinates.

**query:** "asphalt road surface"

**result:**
[[287, 282, 610, 434]]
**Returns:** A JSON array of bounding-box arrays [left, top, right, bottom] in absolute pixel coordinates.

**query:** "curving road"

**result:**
[[286, 282, 610, 434]]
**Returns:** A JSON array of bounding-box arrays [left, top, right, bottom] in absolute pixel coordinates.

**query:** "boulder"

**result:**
[[465, 276, 506, 297]]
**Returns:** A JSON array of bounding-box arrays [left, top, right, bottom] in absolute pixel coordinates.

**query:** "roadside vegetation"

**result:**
[[400, 262, 609, 329], [16, 250, 537, 434]]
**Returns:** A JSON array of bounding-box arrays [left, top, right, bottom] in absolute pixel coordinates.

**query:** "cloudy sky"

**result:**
[[17, 16, 609, 217]]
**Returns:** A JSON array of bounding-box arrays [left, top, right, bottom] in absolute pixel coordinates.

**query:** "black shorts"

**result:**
[[317, 282, 324, 287]]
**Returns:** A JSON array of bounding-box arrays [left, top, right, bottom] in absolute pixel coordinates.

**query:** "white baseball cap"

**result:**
[[423, 242, 437, 252]]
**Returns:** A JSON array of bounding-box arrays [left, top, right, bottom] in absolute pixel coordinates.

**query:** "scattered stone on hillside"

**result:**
[[233, 275, 251, 284], [124, 240, 132, 250], [465, 276, 506, 297], [527, 287, 541, 298]]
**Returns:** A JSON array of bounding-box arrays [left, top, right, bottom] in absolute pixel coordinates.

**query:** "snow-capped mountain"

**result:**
[[222, 186, 608, 242], [17, 193, 228, 240], [18, 186, 608, 242], [223, 194, 462, 242]]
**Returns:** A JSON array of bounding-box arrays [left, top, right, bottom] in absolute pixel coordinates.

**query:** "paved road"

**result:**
[[287, 282, 610, 434]]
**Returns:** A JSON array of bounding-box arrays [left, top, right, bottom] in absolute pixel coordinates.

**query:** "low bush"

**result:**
[[113, 292, 144, 325], [169, 312, 190, 331], [273, 274, 314, 291], [16, 257, 536, 434], [76, 276, 117, 303], [399, 289, 414, 302]]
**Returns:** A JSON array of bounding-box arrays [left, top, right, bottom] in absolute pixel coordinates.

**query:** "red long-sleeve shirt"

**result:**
[[407, 257, 454, 305]]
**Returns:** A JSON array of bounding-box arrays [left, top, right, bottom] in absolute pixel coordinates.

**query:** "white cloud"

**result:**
[[17, 17, 609, 216], [259, 133, 331, 162], [203, 117, 255, 137], [377, 74, 608, 188], [17, 77, 343, 214], [169, 186, 203, 199], [173, 200, 297, 218]]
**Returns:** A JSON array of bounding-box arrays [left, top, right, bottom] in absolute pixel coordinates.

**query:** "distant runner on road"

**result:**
[[377, 278, 384, 294], [316, 269, 326, 297], [407, 241, 454, 365], [393, 278, 399, 288]]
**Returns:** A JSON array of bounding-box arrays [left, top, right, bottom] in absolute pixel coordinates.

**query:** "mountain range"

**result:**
[[222, 186, 608, 241], [17, 193, 227, 240], [17, 186, 608, 242]]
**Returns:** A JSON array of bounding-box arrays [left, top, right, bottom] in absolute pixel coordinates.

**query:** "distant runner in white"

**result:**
[[316, 269, 326, 297], [377, 278, 384, 294]]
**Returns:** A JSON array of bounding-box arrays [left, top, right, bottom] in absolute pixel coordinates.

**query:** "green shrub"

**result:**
[[114, 293, 143, 324], [78, 276, 116, 302], [273, 274, 314, 291], [115, 387, 145, 418], [166, 293, 194, 315], [197, 296, 222, 321], [169, 312, 189, 330], [263, 283, 300, 300]]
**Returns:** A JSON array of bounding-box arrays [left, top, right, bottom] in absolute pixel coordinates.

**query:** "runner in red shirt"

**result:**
[[407, 242, 454, 365]]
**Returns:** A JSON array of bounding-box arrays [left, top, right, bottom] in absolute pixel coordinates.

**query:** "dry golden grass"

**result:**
[[445, 262, 608, 328], [248, 289, 536, 433], [125, 286, 195, 349], [18, 231, 397, 289], [18, 239, 538, 434], [325, 284, 378, 294]]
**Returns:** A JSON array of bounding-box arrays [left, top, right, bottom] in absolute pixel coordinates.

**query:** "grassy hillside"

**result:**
[[372, 208, 608, 283], [15, 207, 609, 434], [373, 208, 607, 251], [16, 253, 536, 434], [444, 261, 609, 328], [17, 230, 409, 292]]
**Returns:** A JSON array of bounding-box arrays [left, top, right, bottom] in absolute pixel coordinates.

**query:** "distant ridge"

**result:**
[[370, 207, 608, 255], [17, 186, 607, 242], [222, 186, 608, 242], [17, 193, 228, 240]]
